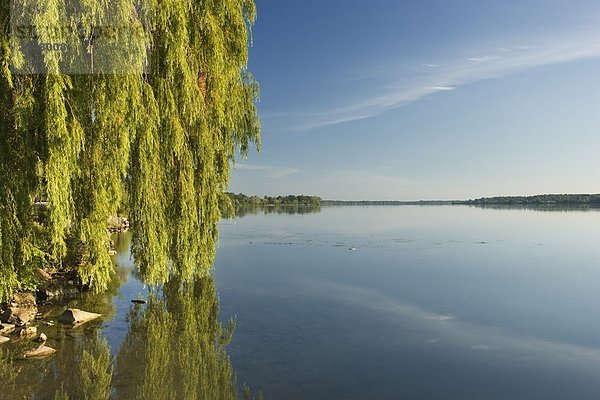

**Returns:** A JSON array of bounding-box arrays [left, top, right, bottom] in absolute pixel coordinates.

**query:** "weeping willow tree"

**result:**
[[0, 0, 260, 301]]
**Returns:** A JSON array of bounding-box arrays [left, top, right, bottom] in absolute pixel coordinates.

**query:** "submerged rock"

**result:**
[[23, 345, 56, 358], [58, 309, 101, 326], [0, 293, 38, 326]]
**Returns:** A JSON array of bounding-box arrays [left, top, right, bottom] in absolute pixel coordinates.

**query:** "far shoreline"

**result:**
[[322, 194, 600, 206]]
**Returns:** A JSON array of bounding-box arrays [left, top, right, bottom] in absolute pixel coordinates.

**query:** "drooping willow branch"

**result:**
[[0, 0, 260, 301]]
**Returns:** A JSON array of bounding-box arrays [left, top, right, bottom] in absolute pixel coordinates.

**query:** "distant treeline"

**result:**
[[461, 194, 600, 205], [225, 193, 321, 207], [224, 193, 600, 209], [321, 200, 454, 206]]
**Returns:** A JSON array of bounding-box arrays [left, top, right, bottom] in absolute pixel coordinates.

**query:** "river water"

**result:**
[[5, 205, 600, 399]]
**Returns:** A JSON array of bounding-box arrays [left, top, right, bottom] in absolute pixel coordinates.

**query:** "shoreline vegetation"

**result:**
[[229, 193, 600, 207], [459, 194, 600, 206], [225, 193, 321, 207], [324, 194, 600, 206]]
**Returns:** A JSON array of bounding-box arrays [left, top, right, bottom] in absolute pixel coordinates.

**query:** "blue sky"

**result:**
[[230, 0, 600, 200]]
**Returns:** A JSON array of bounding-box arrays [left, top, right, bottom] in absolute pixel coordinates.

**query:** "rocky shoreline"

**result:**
[[0, 216, 128, 356], [0, 288, 103, 358]]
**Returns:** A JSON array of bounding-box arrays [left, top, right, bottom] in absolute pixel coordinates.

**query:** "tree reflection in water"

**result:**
[[2, 273, 261, 399], [114, 275, 262, 400], [230, 204, 322, 218], [0, 333, 111, 399], [50, 335, 112, 400], [0, 348, 20, 395]]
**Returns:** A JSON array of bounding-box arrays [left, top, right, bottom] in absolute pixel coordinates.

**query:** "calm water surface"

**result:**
[[7, 205, 600, 399]]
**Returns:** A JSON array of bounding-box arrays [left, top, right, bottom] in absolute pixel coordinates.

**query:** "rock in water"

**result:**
[[0, 293, 38, 326], [0, 336, 9, 345], [23, 345, 56, 358], [34, 333, 47, 343], [58, 309, 101, 326], [0, 323, 15, 335], [19, 326, 37, 337]]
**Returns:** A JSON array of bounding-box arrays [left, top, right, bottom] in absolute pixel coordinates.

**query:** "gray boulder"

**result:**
[[0, 293, 37, 326], [23, 345, 56, 358], [0, 323, 15, 335], [58, 309, 101, 326]]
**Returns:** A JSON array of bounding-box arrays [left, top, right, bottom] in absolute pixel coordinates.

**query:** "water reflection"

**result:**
[[3, 268, 260, 399], [3, 257, 123, 399], [114, 276, 260, 399], [1, 332, 111, 399], [232, 204, 321, 218], [0, 348, 19, 395], [48, 334, 113, 400]]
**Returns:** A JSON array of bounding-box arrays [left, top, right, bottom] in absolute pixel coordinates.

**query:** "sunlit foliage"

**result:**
[[0, 0, 260, 301]]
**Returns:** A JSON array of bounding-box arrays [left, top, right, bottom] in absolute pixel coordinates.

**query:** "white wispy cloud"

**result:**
[[291, 27, 600, 131], [235, 163, 299, 179], [467, 55, 501, 62], [429, 86, 456, 91]]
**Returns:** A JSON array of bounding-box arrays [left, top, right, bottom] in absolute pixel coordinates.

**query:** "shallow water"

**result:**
[[5, 205, 600, 399]]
